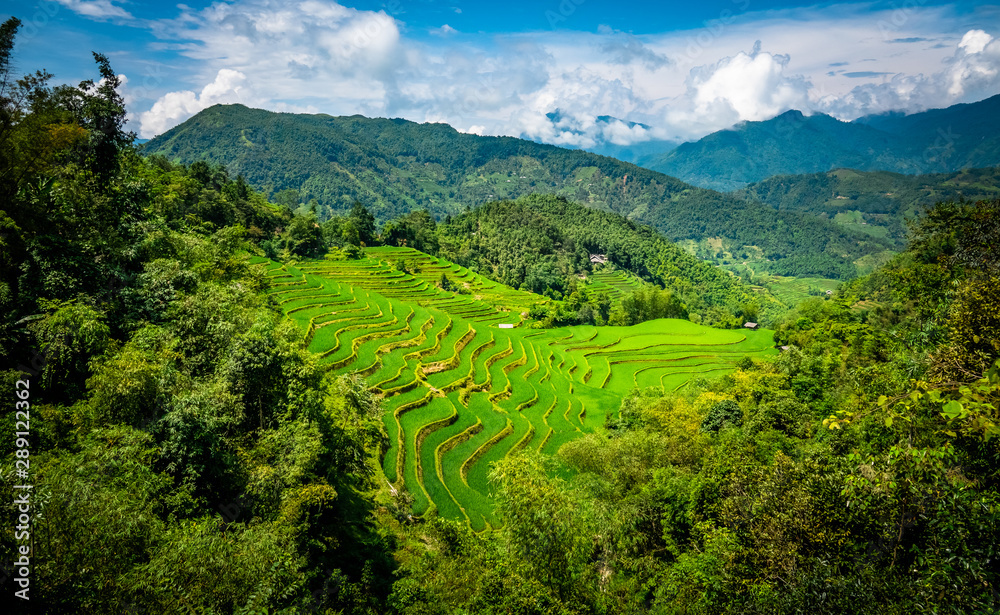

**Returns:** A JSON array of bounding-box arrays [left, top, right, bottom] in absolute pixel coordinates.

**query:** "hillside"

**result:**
[[643, 94, 1000, 191], [143, 104, 890, 279], [6, 23, 1000, 614], [736, 166, 1000, 246], [257, 247, 776, 529], [435, 195, 778, 323], [142, 103, 699, 223]]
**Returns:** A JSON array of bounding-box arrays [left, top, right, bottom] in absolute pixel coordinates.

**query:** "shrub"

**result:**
[[700, 399, 742, 433]]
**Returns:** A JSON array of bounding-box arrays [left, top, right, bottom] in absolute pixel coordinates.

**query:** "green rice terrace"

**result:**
[[585, 269, 648, 303], [252, 247, 777, 530]]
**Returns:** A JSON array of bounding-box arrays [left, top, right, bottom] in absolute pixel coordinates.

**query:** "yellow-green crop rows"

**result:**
[[587, 269, 647, 303], [254, 248, 777, 530]]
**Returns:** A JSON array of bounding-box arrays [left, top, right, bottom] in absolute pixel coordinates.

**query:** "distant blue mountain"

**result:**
[[638, 94, 1000, 191]]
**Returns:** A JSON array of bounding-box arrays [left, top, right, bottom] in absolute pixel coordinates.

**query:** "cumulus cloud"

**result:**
[[597, 25, 670, 70], [139, 0, 404, 136], [139, 69, 250, 137], [135, 0, 681, 140], [431, 24, 458, 37], [512, 64, 659, 148], [659, 41, 812, 138], [948, 30, 1000, 97], [53, 0, 132, 21], [521, 110, 652, 149], [130, 0, 1000, 147], [816, 29, 1000, 118]]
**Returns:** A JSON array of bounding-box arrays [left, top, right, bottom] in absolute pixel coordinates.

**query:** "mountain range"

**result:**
[[642, 94, 1000, 191], [737, 166, 1000, 247], [143, 104, 892, 280]]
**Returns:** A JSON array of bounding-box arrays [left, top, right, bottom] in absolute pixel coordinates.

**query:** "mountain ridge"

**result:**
[[735, 165, 1000, 247], [641, 94, 1000, 191], [144, 103, 890, 279]]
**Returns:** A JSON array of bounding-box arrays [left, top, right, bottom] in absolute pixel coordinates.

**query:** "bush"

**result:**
[[701, 399, 743, 433]]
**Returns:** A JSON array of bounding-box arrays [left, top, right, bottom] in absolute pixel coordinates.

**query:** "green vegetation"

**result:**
[[645, 96, 1000, 191], [262, 247, 777, 528], [142, 103, 891, 279], [433, 195, 781, 326], [755, 275, 841, 307], [738, 166, 1000, 247], [389, 197, 1000, 614], [0, 23, 392, 612], [4, 19, 1000, 613]]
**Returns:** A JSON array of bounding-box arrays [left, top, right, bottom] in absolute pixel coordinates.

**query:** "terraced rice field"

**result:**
[[765, 275, 841, 307], [254, 247, 777, 529], [587, 269, 648, 303]]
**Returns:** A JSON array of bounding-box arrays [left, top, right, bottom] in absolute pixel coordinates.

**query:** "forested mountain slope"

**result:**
[[736, 166, 1000, 246], [0, 27, 396, 611], [5, 15, 1000, 613], [143, 104, 889, 279], [436, 195, 777, 324], [644, 94, 1000, 191]]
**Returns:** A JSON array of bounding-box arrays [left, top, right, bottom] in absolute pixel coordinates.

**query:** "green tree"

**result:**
[[489, 453, 594, 602], [32, 300, 110, 402], [349, 202, 376, 247], [283, 214, 325, 257], [700, 399, 743, 432]]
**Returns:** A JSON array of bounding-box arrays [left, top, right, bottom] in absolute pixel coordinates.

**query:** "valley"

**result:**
[[4, 10, 999, 610], [257, 247, 776, 527]]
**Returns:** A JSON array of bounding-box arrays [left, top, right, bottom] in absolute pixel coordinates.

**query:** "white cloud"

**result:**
[[947, 30, 999, 98], [959, 29, 992, 55], [814, 29, 1000, 117], [53, 0, 132, 21], [660, 41, 812, 136], [431, 24, 458, 37], [597, 25, 671, 70], [139, 0, 405, 136], [139, 69, 250, 137], [513, 65, 657, 148], [131, 1, 1000, 147]]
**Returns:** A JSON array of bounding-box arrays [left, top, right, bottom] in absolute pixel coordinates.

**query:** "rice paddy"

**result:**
[[254, 247, 777, 529]]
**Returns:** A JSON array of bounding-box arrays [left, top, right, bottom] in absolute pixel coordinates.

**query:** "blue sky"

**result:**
[[3, 0, 999, 144]]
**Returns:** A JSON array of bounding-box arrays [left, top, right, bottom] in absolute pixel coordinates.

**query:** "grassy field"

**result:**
[[765, 275, 841, 306], [254, 247, 778, 529], [585, 269, 648, 303]]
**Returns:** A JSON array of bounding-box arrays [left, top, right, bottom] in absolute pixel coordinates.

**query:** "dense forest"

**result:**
[[0, 21, 394, 611], [143, 104, 889, 280], [431, 195, 778, 327], [644, 95, 1000, 191], [3, 17, 1000, 613], [737, 166, 1000, 246]]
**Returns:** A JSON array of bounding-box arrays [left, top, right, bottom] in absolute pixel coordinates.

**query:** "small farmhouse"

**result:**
[[589, 253, 608, 264], [744, 322, 760, 330]]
